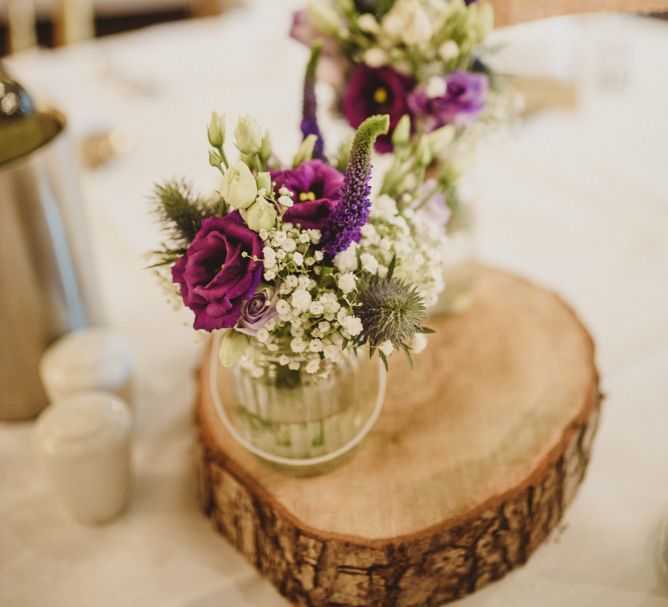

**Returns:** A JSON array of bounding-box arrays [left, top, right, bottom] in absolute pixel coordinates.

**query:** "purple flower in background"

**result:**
[[236, 286, 277, 336], [172, 212, 263, 332], [408, 71, 488, 131], [342, 65, 414, 153], [321, 115, 389, 256], [271, 160, 344, 230]]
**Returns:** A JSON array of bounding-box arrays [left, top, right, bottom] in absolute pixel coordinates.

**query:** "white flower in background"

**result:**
[[278, 355, 290, 366], [234, 114, 263, 155], [360, 253, 379, 274], [426, 76, 447, 99], [278, 195, 294, 207], [439, 40, 459, 62], [357, 13, 379, 34], [291, 288, 312, 312], [338, 272, 356, 295], [371, 195, 398, 221], [382, 0, 433, 46], [364, 47, 389, 68], [221, 161, 257, 210], [293, 252, 304, 266], [305, 359, 321, 374], [309, 339, 323, 353]]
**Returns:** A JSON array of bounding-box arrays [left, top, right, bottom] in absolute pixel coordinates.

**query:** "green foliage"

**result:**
[[152, 179, 219, 245]]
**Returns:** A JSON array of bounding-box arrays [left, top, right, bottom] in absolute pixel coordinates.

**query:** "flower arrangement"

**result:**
[[291, 0, 511, 154], [150, 102, 448, 382]]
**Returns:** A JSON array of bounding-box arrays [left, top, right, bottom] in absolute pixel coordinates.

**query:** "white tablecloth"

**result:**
[[2, 3, 668, 606]]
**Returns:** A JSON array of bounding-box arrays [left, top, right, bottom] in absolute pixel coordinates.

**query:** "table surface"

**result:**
[[1, 3, 667, 606]]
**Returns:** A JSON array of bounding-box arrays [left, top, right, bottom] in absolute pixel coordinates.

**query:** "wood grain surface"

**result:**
[[195, 267, 601, 606]]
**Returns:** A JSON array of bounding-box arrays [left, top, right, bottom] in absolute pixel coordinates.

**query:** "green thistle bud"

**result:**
[[207, 111, 225, 147], [356, 274, 427, 349]]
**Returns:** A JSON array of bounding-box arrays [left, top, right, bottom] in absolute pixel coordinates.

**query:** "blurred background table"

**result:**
[[1, 1, 667, 605]]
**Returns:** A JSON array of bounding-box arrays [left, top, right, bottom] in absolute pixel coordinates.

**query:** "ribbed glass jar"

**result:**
[[210, 338, 386, 476]]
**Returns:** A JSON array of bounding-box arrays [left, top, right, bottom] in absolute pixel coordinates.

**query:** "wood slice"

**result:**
[[490, 0, 668, 27], [195, 267, 601, 607]]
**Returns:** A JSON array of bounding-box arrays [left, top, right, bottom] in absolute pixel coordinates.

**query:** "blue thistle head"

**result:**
[[301, 44, 325, 161], [320, 114, 389, 256]]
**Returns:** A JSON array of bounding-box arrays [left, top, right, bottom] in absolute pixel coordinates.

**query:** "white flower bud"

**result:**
[[425, 76, 447, 99], [234, 114, 263, 155], [256, 171, 272, 193], [307, 0, 341, 35], [218, 330, 247, 368], [391, 114, 411, 148], [364, 47, 388, 68], [207, 112, 225, 147], [439, 40, 459, 62], [221, 161, 258, 210], [427, 125, 455, 157], [242, 198, 277, 232], [292, 134, 318, 167]]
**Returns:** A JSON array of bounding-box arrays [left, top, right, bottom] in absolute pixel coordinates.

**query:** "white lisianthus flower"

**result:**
[[242, 198, 277, 232], [234, 114, 263, 155], [360, 253, 379, 274], [338, 273, 357, 294], [221, 161, 257, 210], [379, 340, 394, 357], [333, 243, 358, 272], [291, 288, 312, 312]]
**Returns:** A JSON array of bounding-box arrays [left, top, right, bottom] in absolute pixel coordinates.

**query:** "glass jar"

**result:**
[[430, 178, 479, 316], [209, 335, 386, 476]]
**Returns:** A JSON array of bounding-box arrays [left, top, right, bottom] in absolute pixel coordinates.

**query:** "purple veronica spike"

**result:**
[[320, 115, 389, 256], [301, 44, 325, 160]]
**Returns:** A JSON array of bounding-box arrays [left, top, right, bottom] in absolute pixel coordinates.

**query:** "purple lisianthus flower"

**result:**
[[172, 212, 263, 332], [236, 285, 277, 336], [408, 71, 488, 131], [271, 160, 344, 230], [342, 65, 414, 153]]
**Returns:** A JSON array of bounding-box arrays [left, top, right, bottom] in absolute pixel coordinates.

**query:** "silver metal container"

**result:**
[[0, 85, 102, 420]]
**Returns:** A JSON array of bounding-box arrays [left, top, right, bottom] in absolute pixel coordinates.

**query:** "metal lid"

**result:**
[[0, 66, 64, 166]]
